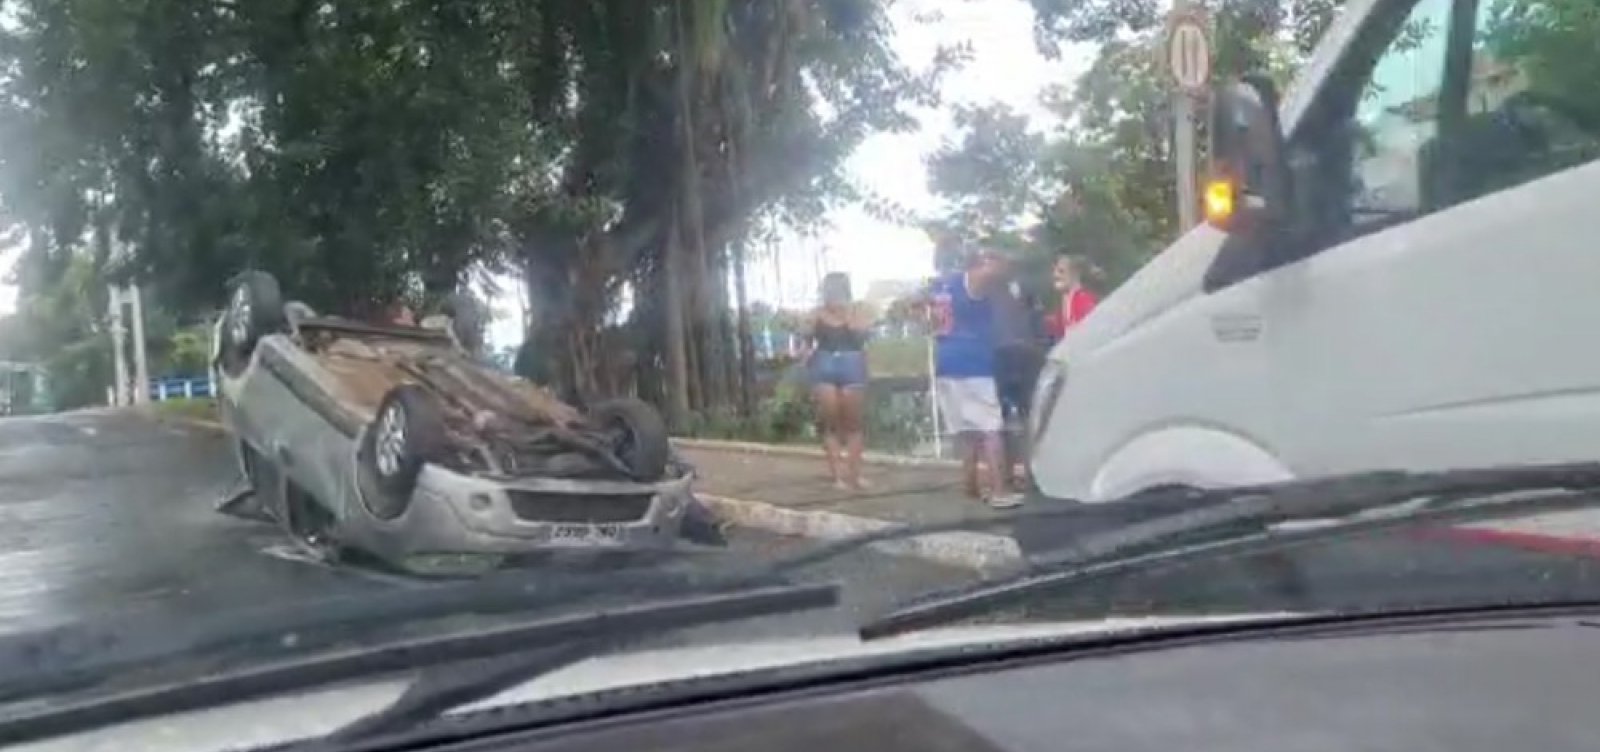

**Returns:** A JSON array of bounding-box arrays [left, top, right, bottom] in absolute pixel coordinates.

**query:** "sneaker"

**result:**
[[985, 492, 1024, 509]]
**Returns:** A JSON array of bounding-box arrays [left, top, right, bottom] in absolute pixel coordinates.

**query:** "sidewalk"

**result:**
[[676, 440, 1025, 574], [680, 438, 1600, 574]]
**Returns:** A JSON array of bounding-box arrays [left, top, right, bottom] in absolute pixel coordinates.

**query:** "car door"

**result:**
[[1250, 0, 1600, 476]]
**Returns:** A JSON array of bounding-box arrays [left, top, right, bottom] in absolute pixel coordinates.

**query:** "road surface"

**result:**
[[8, 409, 1600, 656], [0, 410, 971, 645]]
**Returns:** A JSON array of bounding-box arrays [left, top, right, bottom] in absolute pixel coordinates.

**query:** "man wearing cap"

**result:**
[[923, 246, 1024, 509]]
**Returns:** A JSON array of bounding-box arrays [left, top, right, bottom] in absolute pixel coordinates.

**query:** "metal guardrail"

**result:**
[[148, 377, 215, 401]]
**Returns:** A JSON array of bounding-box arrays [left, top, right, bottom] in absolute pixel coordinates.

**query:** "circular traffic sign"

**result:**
[[1166, 14, 1211, 93]]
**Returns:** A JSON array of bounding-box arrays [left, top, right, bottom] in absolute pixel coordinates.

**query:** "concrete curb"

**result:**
[[697, 492, 1023, 575], [673, 437, 961, 469], [151, 413, 226, 433]]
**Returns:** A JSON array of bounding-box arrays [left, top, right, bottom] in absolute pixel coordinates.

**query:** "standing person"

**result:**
[[992, 263, 1048, 492], [801, 272, 873, 490], [927, 248, 1023, 509], [1049, 254, 1099, 339]]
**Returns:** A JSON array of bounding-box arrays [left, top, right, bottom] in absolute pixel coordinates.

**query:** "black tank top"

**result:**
[[814, 320, 866, 352]]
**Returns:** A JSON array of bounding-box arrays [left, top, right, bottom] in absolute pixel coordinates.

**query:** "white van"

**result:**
[[1028, 0, 1600, 502]]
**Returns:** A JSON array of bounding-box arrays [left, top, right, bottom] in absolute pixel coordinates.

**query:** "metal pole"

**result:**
[[927, 333, 942, 459], [1175, 93, 1198, 230], [772, 236, 783, 310], [1171, 0, 1201, 232], [129, 284, 150, 405], [107, 285, 128, 407]]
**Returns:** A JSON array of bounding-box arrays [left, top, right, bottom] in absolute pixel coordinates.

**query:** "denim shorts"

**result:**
[[808, 350, 868, 388]]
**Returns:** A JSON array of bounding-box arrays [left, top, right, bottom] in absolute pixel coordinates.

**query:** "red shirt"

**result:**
[[1048, 287, 1098, 339]]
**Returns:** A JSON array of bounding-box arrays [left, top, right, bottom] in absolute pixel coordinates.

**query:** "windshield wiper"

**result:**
[[296, 463, 1600, 747], [0, 563, 750, 705], [0, 583, 837, 748], [857, 462, 1600, 639], [12, 463, 1600, 746]]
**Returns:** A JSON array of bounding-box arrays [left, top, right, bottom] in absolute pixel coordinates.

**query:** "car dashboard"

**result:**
[[505, 616, 1597, 752]]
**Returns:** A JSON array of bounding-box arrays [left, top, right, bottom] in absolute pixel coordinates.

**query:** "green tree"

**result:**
[[0, 0, 956, 424], [926, 103, 1049, 241], [928, 0, 1348, 294]]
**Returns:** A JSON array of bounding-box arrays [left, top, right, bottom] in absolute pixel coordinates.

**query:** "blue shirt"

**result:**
[[929, 272, 995, 377]]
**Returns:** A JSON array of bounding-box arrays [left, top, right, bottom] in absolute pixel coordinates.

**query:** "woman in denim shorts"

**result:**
[[804, 272, 873, 490]]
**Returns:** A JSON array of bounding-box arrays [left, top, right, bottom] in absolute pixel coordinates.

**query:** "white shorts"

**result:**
[[936, 377, 1002, 434]]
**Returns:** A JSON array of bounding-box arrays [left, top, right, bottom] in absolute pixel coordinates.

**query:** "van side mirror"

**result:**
[[1201, 76, 1295, 292], [1205, 76, 1292, 233]]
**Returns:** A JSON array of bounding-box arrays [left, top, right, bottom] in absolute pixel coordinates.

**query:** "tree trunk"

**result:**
[[633, 265, 665, 408], [684, 261, 704, 413], [675, 0, 712, 416], [695, 240, 725, 411], [733, 238, 755, 416], [714, 246, 738, 410], [662, 215, 692, 430]]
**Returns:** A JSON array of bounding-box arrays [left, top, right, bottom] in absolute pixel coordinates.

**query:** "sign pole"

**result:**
[[927, 335, 942, 459], [1166, 4, 1211, 232], [1175, 94, 1198, 230]]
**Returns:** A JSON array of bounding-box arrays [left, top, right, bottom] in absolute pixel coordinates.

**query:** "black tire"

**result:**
[[357, 384, 450, 519], [220, 271, 287, 376], [591, 398, 670, 481]]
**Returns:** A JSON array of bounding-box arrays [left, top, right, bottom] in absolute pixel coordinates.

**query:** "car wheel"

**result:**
[[357, 384, 449, 519], [220, 271, 287, 376], [591, 398, 670, 481]]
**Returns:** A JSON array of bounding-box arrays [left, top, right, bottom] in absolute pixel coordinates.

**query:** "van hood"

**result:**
[[1053, 224, 1227, 362], [21, 612, 1292, 752]]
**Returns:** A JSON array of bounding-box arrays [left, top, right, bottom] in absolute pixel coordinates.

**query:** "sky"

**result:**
[[0, 0, 1091, 349], [484, 0, 1091, 345], [747, 0, 1089, 310]]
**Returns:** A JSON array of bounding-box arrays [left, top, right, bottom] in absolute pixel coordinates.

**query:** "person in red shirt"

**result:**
[[1047, 254, 1098, 339]]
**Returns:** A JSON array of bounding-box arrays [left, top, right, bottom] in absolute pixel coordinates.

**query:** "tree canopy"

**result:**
[[0, 0, 959, 416], [927, 0, 1345, 291]]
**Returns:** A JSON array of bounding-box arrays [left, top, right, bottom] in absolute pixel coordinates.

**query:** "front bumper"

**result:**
[[368, 465, 693, 557]]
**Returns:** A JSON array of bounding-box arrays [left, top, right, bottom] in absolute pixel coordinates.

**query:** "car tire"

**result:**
[[591, 398, 670, 481], [220, 271, 287, 376], [357, 384, 449, 519]]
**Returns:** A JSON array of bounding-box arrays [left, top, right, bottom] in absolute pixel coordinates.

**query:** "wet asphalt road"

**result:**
[[0, 410, 971, 645], [9, 409, 1600, 655], [0, 410, 390, 634]]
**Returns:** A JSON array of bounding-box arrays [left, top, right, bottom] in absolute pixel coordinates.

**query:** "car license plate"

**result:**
[[552, 524, 622, 541]]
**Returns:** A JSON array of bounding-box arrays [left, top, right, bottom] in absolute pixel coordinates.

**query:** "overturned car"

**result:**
[[211, 271, 710, 570]]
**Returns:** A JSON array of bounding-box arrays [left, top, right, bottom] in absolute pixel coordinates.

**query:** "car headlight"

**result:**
[[1030, 359, 1067, 444]]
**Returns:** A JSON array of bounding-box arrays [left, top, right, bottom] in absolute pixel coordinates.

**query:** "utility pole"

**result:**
[[107, 285, 128, 407], [129, 284, 149, 404], [771, 228, 783, 311]]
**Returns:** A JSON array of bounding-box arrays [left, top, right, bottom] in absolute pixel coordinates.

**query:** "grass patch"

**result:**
[[152, 398, 219, 423], [866, 336, 930, 379]]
